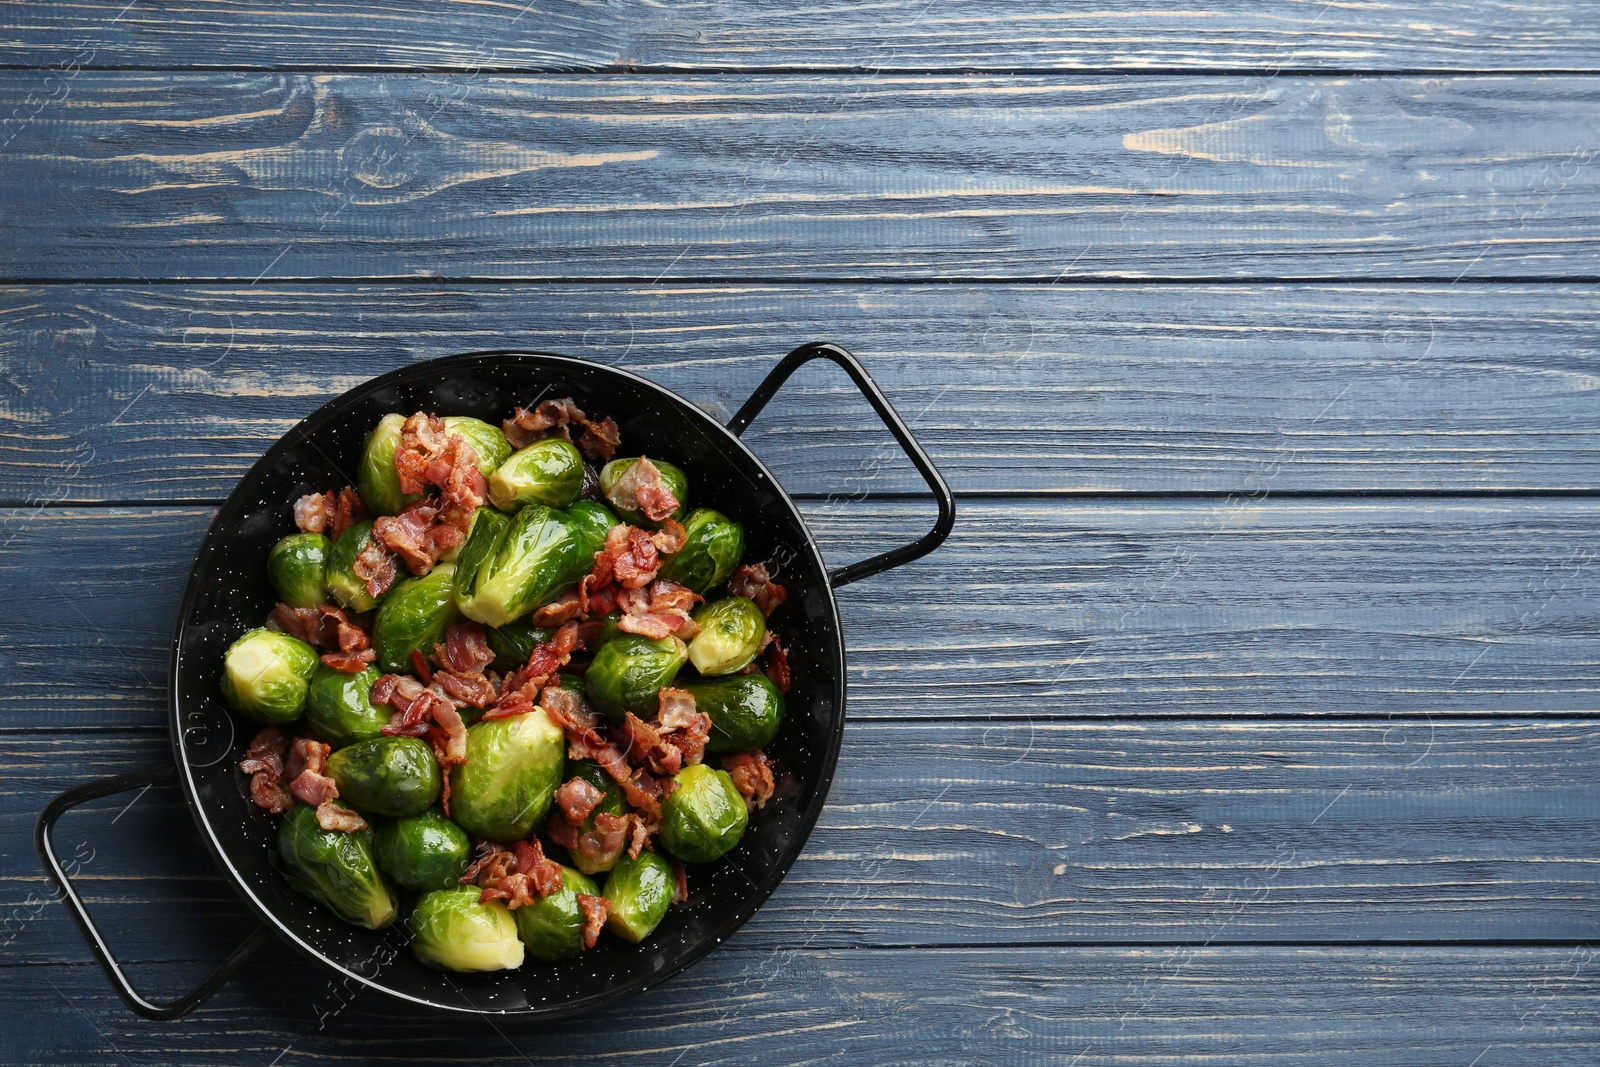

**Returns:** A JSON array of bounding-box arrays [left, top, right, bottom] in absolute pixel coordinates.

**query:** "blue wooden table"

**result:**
[[2, 3, 1598, 1063]]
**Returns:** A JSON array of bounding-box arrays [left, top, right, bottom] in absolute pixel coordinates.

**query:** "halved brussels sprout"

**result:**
[[565, 499, 620, 557], [324, 519, 385, 613], [442, 415, 513, 477], [408, 886, 524, 972], [268, 532, 330, 608], [455, 505, 590, 628], [451, 506, 510, 591], [659, 764, 748, 864], [514, 863, 601, 963], [584, 634, 688, 722], [656, 509, 744, 595], [681, 673, 785, 754], [304, 663, 390, 748], [278, 803, 397, 930], [602, 851, 675, 944], [599, 457, 688, 528], [357, 413, 414, 517], [374, 808, 472, 892], [562, 759, 629, 876], [685, 596, 765, 676], [484, 619, 552, 673], [372, 562, 461, 673], [487, 437, 584, 512], [326, 736, 441, 818], [220, 628, 320, 724], [448, 708, 566, 842]]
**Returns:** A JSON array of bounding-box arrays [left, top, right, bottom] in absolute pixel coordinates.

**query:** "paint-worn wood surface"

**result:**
[[2, 2, 1597, 1065]]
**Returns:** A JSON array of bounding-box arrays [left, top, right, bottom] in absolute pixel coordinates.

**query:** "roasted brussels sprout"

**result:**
[[484, 619, 552, 673], [659, 764, 748, 864], [487, 437, 585, 512], [599, 456, 688, 528], [562, 759, 629, 876], [357, 413, 415, 516], [584, 634, 689, 722], [448, 709, 566, 842], [442, 415, 512, 477], [372, 562, 461, 672], [686, 596, 766, 677], [220, 628, 320, 724], [407, 886, 524, 972], [656, 509, 744, 594], [681, 673, 785, 754], [268, 532, 330, 608], [277, 803, 397, 930], [602, 850, 676, 944], [304, 663, 390, 748], [455, 505, 590, 627], [325, 736, 442, 818], [565, 499, 620, 556], [374, 809, 472, 892], [451, 506, 510, 588], [514, 863, 601, 963], [324, 519, 385, 612]]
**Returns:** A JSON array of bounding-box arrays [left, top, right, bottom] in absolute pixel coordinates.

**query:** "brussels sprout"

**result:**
[[407, 886, 524, 972], [599, 457, 688, 528], [561, 759, 629, 876], [220, 628, 320, 724], [602, 851, 675, 944], [514, 864, 601, 963], [681, 673, 785, 754], [455, 505, 590, 627], [565, 499, 620, 557], [484, 619, 552, 673], [372, 562, 461, 673], [324, 519, 385, 613], [685, 596, 766, 677], [268, 532, 331, 608], [656, 509, 744, 595], [441, 415, 513, 477], [304, 664, 390, 748], [487, 437, 584, 512], [326, 736, 441, 818], [357, 413, 415, 516], [451, 506, 510, 590], [584, 634, 688, 723], [449, 709, 566, 842], [277, 803, 397, 930], [374, 809, 472, 892], [659, 764, 749, 864]]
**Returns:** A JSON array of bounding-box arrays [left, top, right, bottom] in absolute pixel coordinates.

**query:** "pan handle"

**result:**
[[728, 342, 955, 588], [35, 764, 271, 1021]]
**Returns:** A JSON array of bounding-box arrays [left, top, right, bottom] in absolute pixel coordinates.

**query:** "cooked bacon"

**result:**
[[539, 685, 605, 744], [371, 672, 424, 713], [616, 688, 711, 777], [656, 687, 699, 732], [435, 623, 494, 676], [723, 750, 777, 812], [617, 713, 661, 762], [427, 702, 469, 768], [293, 491, 334, 534], [373, 496, 462, 576], [616, 579, 701, 641], [432, 669, 496, 708], [516, 839, 564, 900], [627, 812, 656, 860], [285, 737, 330, 781], [352, 537, 398, 599], [463, 839, 562, 910], [615, 611, 678, 640], [430, 433, 488, 515], [410, 649, 433, 685], [554, 776, 605, 825], [598, 523, 662, 590], [239, 726, 293, 814], [576, 893, 609, 948], [492, 621, 581, 716], [577, 417, 620, 463], [650, 519, 687, 556], [321, 648, 375, 672], [530, 589, 585, 627], [728, 562, 788, 620], [315, 802, 368, 833], [567, 732, 664, 821], [267, 603, 371, 656], [762, 633, 791, 694], [330, 487, 367, 543], [290, 768, 340, 808], [395, 412, 448, 496], [503, 398, 621, 463], [671, 858, 688, 905], [571, 811, 629, 870], [606, 458, 679, 523]]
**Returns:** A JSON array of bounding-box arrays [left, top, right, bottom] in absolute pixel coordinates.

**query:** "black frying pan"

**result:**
[[35, 342, 953, 1021]]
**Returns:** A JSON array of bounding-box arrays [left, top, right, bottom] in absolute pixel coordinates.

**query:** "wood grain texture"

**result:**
[[3, 501, 1596, 731], [5, 74, 1600, 280], [5, 720, 1597, 962], [3, 283, 1598, 500], [5, 1, 1600, 72]]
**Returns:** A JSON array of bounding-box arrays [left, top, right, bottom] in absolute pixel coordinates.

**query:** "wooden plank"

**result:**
[[4, 283, 1598, 501], [4, 719, 1597, 962], [3, 947, 1596, 1065], [2, 501, 1596, 730], [5, 74, 1600, 281], [5, 1, 1600, 72]]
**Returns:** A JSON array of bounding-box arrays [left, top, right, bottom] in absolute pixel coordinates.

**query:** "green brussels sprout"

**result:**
[[451, 506, 510, 589], [681, 673, 785, 754], [325, 736, 441, 818], [565, 499, 620, 557], [514, 864, 601, 963], [220, 628, 320, 724], [448, 709, 566, 842], [407, 886, 524, 972], [268, 532, 331, 608], [656, 509, 745, 595], [487, 437, 584, 512], [602, 851, 675, 944], [484, 619, 552, 673], [277, 803, 398, 930], [584, 634, 689, 723], [659, 764, 749, 864], [374, 809, 472, 892], [372, 562, 461, 673], [304, 664, 390, 748], [599, 457, 689, 528], [561, 759, 629, 876], [357, 413, 415, 516], [442, 415, 513, 477], [324, 519, 385, 613], [455, 505, 591, 627], [685, 596, 766, 677]]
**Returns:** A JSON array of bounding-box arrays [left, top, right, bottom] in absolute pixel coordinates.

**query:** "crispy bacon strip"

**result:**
[[239, 726, 293, 813], [373, 497, 463, 576], [410, 649, 433, 685], [616, 579, 701, 641], [315, 802, 368, 833], [567, 732, 665, 821], [530, 589, 585, 627], [722, 750, 777, 812], [539, 685, 605, 744], [321, 648, 375, 673], [575, 812, 630, 870], [728, 562, 788, 620], [487, 621, 582, 718], [286, 737, 340, 808], [502, 397, 621, 463], [352, 537, 398, 599], [266, 603, 372, 656], [330, 487, 367, 543], [607, 457, 679, 523], [432, 669, 496, 708], [462, 839, 563, 909], [435, 623, 494, 676], [576, 893, 609, 948], [554, 776, 605, 825], [293, 491, 334, 534]]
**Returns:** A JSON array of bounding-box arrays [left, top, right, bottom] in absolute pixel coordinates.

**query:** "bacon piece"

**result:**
[[576, 893, 609, 948], [516, 839, 564, 900], [320, 648, 375, 672], [428, 702, 469, 768], [435, 623, 494, 676], [671, 859, 688, 905], [650, 519, 687, 556], [627, 812, 657, 860], [435, 435, 488, 515], [492, 621, 581, 716], [239, 726, 293, 814], [530, 589, 585, 626], [463, 839, 562, 910], [728, 562, 788, 620], [555, 776, 605, 825], [567, 732, 664, 821], [722, 751, 777, 812], [763, 633, 791, 694], [410, 649, 433, 685], [606, 458, 679, 523], [539, 685, 605, 744], [285, 737, 330, 781], [293, 491, 334, 534], [395, 413, 448, 496], [503, 398, 621, 463], [432, 669, 496, 708], [315, 802, 368, 833], [573, 811, 630, 870], [598, 523, 662, 590], [617, 579, 701, 641], [373, 496, 462, 576], [329, 487, 367, 543], [352, 538, 398, 599], [290, 769, 340, 808], [267, 603, 372, 655]]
